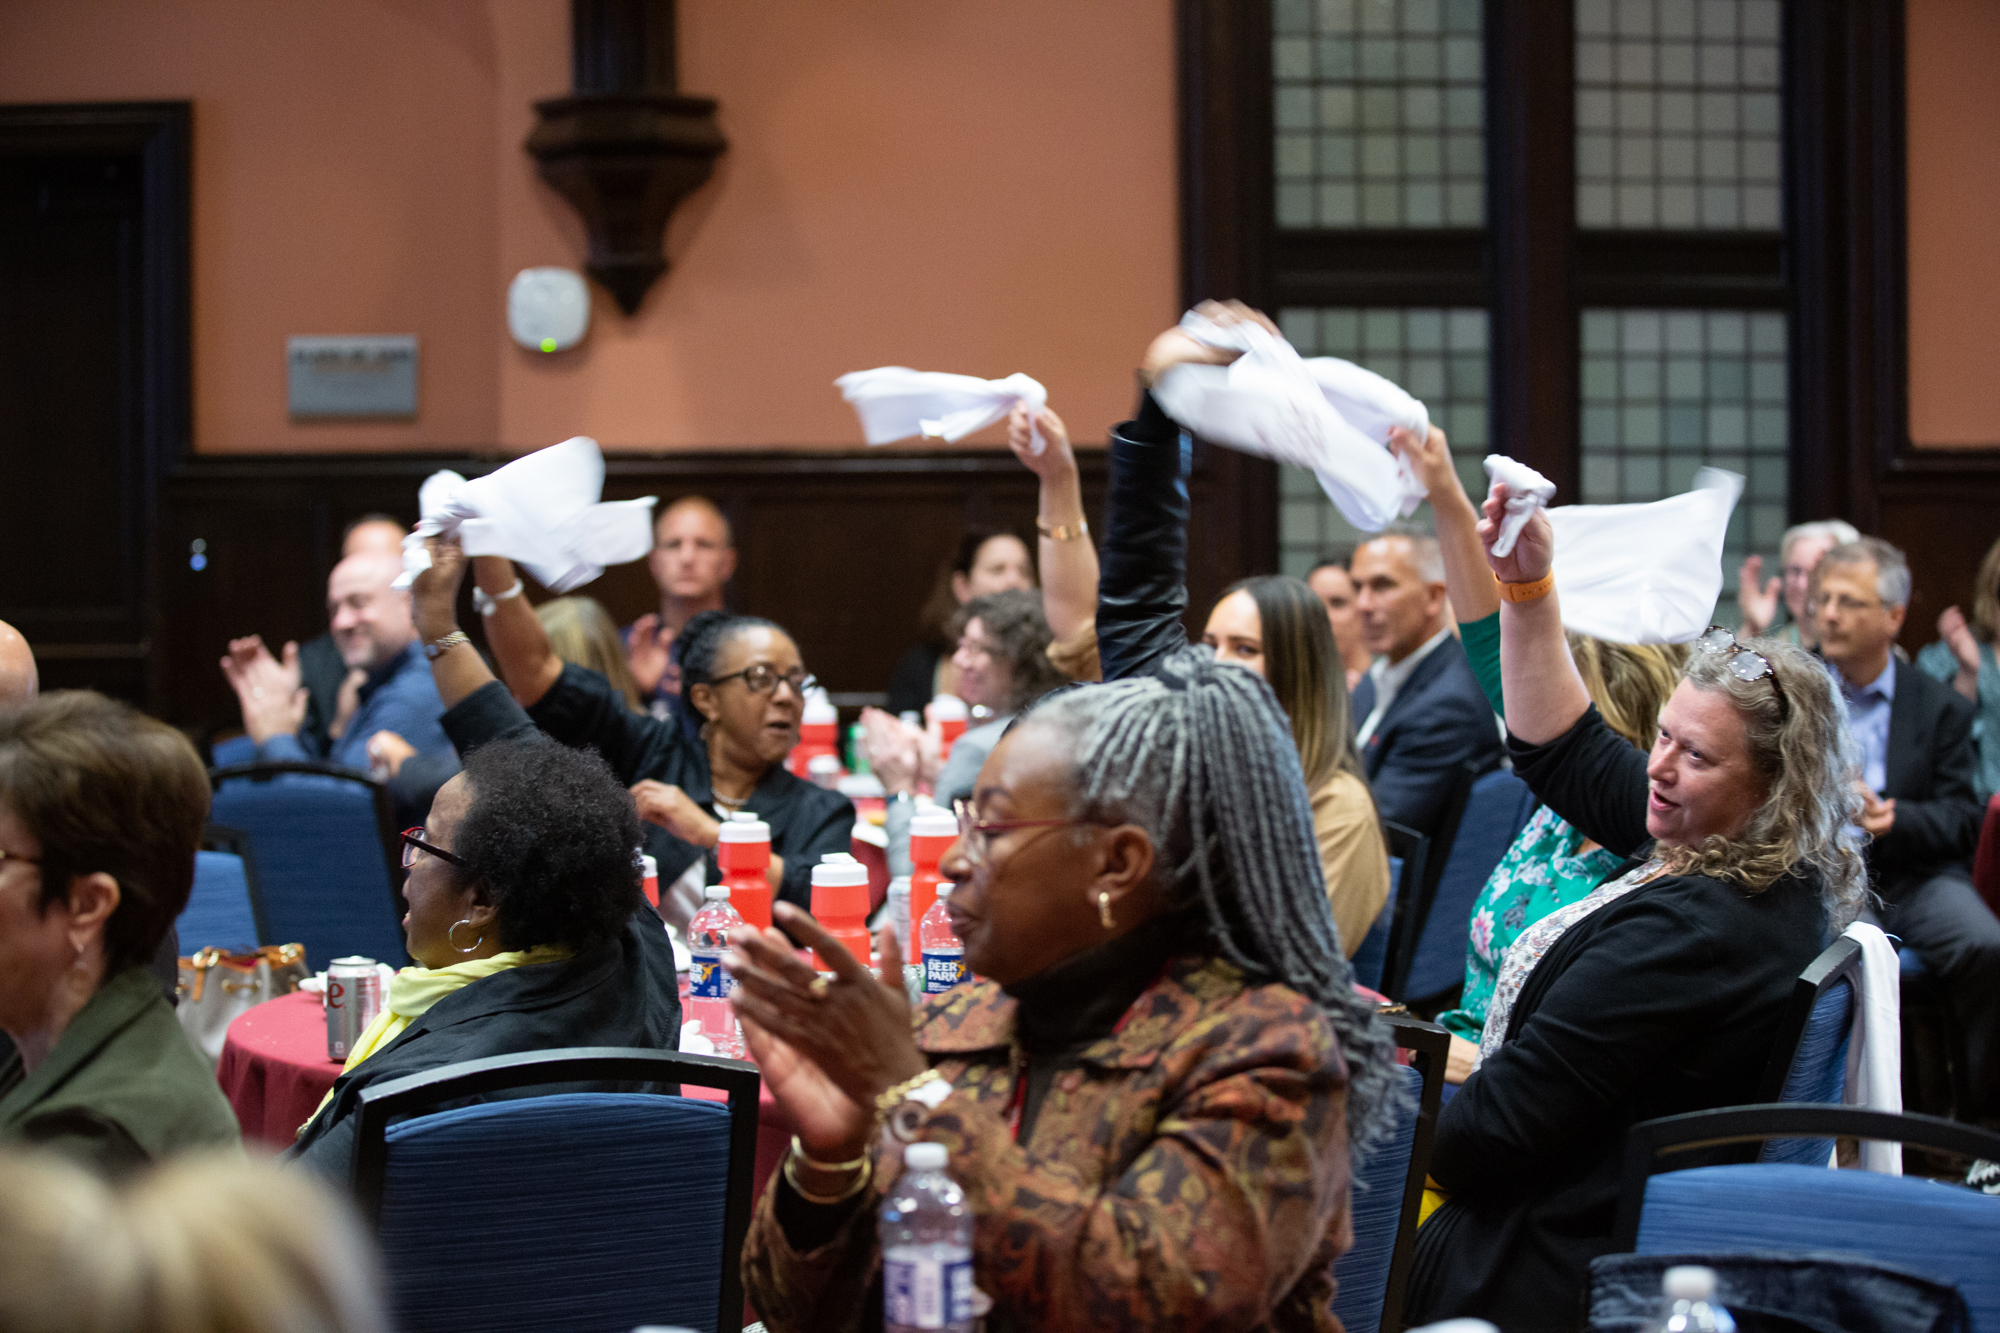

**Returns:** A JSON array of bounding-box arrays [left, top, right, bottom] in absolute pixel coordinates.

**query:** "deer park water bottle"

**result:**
[[881, 1142, 974, 1333], [686, 885, 745, 1059], [1647, 1265, 1735, 1333], [919, 882, 966, 995]]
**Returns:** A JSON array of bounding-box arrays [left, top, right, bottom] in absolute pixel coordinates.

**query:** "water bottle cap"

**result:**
[[934, 881, 955, 901], [910, 808, 959, 840], [807, 754, 842, 774], [1663, 1267, 1716, 1300], [903, 1142, 948, 1171], [638, 853, 657, 876], [811, 853, 868, 888], [717, 813, 771, 843], [803, 691, 837, 724], [703, 884, 731, 902], [928, 694, 968, 722]]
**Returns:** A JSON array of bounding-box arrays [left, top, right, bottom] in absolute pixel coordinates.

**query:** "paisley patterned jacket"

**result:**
[[741, 953, 1355, 1333]]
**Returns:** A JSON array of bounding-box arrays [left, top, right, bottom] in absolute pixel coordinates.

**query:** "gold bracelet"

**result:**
[[790, 1134, 869, 1174], [1036, 516, 1090, 542], [783, 1148, 873, 1205], [873, 1068, 946, 1120]]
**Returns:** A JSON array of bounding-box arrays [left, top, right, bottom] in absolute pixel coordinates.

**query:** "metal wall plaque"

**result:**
[[286, 335, 419, 418]]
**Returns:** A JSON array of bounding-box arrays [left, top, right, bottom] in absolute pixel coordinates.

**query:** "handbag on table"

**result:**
[[177, 943, 308, 1066]]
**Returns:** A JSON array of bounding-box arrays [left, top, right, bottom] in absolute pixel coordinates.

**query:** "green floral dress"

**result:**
[[1433, 803, 1624, 1043]]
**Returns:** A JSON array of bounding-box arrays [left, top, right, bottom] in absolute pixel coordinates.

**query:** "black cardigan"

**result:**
[[288, 909, 682, 1178], [1405, 706, 1830, 1333], [444, 666, 855, 913]]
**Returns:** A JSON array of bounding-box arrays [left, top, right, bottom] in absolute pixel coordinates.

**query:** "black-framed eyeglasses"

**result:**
[[950, 797, 1096, 868], [1694, 626, 1790, 719], [708, 664, 816, 696], [400, 827, 466, 870]]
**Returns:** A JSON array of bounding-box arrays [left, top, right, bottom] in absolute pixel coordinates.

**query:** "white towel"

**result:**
[[1839, 921, 1903, 1174], [395, 436, 656, 595], [1481, 455, 1557, 558], [1544, 469, 1744, 645], [835, 367, 1047, 453], [1150, 309, 1430, 532]]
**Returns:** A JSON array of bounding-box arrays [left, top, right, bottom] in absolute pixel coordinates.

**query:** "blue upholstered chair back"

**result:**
[[1331, 1062, 1424, 1333], [1401, 771, 1536, 1002], [1759, 976, 1854, 1165], [209, 765, 404, 969], [1350, 856, 1402, 993], [1635, 1164, 2000, 1331], [179, 850, 262, 951], [378, 1092, 734, 1333]]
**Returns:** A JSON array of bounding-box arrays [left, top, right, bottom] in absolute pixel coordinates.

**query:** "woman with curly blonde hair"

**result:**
[[1406, 487, 1864, 1331]]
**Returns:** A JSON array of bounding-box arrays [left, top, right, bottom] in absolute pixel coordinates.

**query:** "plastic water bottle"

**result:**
[[1647, 1266, 1735, 1333], [919, 882, 965, 995], [686, 886, 745, 1058], [881, 1142, 974, 1333]]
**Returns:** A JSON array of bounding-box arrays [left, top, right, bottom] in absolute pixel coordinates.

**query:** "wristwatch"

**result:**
[[424, 630, 471, 660]]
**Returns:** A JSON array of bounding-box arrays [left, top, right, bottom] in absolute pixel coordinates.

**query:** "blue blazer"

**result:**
[[1350, 634, 1502, 838]]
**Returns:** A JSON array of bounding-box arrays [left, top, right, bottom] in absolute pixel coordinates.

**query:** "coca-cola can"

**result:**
[[326, 956, 383, 1061]]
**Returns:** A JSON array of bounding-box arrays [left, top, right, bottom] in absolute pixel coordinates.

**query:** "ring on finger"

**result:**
[[808, 975, 832, 1001]]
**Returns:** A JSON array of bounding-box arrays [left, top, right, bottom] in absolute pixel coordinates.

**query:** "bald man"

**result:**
[[0, 620, 37, 706], [626, 495, 737, 717], [221, 549, 451, 777], [296, 515, 409, 750]]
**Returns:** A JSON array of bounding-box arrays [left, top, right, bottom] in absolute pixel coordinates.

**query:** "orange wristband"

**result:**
[[1496, 571, 1555, 603]]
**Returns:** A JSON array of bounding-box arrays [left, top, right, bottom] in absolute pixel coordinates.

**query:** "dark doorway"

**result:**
[[0, 103, 189, 708]]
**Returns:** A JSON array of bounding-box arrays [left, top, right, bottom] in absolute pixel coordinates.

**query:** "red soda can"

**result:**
[[326, 956, 384, 1061]]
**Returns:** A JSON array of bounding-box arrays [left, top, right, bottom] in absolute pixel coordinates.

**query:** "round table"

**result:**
[[215, 990, 793, 1205]]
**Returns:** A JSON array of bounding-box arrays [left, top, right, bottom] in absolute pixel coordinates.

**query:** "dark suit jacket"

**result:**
[[442, 669, 855, 914], [1350, 635, 1503, 839], [1871, 660, 1982, 897], [1408, 706, 1828, 1332]]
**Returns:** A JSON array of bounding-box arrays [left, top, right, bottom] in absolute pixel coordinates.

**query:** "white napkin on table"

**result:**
[[394, 436, 656, 595], [836, 367, 1048, 453], [1543, 467, 1744, 645], [1151, 309, 1430, 532]]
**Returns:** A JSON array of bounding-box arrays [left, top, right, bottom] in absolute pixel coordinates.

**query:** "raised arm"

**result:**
[[409, 537, 500, 710], [470, 556, 562, 707], [1007, 403, 1098, 644], [1481, 487, 1590, 745], [1396, 424, 1497, 626]]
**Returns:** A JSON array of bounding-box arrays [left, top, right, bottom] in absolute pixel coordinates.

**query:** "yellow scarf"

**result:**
[[301, 946, 572, 1133]]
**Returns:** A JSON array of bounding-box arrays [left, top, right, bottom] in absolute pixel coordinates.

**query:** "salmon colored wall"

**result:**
[[1905, 0, 2000, 448], [0, 0, 1176, 454]]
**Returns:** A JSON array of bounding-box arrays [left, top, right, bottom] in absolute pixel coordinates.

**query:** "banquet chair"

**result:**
[[1330, 1013, 1447, 1333], [208, 761, 406, 969], [1753, 934, 1862, 1165], [353, 1046, 760, 1333], [1355, 824, 1427, 995], [1387, 768, 1537, 1009], [1612, 1104, 2000, 1331], [177, 824, 271, 951]]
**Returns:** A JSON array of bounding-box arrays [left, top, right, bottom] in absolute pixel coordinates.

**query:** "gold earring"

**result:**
[[1098, 892, 1115, 931]]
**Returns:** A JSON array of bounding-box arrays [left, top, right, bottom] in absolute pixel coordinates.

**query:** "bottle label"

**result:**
[[922, 947, 966, 994], [883, 1252, 972, 1329], [689, 949, 736, 1001]]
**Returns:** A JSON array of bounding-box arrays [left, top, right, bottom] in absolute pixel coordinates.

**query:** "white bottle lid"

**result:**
[[812, 852, 868, 888], [639, 853, 658, 878], [1663, 1267, 1716, 1301], [807, 754, 842, 775], [803, 691, 837, 725], [718, 811, 770, 843], [904, 1142, 948, 1170], [703, 884, 731, 902], [910, 807, 959, 839], [928, 694, 968, 722], [887, 876, 911, 901], [934, 881, 955, 901]]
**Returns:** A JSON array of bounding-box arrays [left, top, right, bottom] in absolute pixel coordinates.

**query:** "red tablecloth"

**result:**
[[215, 989, 792, 1204]]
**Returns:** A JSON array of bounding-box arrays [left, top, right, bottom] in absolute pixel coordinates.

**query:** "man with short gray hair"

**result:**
[[1738, 517, 1861, 646], [1816, 536, 1999, 1122]]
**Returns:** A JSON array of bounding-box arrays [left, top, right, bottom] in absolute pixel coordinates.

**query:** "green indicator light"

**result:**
[[539, 337, 558, 353]]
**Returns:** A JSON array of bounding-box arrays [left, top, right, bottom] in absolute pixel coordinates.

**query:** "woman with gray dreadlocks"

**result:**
[[727, 319, 1397, 1333]]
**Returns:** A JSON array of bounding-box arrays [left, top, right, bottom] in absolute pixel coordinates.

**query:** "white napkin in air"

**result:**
[[1151, 309, 1430, 532], [1541, 468, 1744, 645], [1481, 455, 1559, 558], [395, 436, 656, 594], [836, 367, 1047, 453]]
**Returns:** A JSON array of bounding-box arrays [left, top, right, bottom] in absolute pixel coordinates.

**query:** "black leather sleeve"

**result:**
[[1097, 389, 1195, 683]]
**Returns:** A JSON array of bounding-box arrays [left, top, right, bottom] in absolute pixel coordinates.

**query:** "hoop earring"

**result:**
[[447, 919, 484, 954], [1098, 892, 1115, 932]]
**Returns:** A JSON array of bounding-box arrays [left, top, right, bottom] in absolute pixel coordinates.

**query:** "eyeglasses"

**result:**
[[708, 664, 816, 696], [400, 827, 466, 870], [0, 848, 40, 870], [1694, 626, 1790, 719], [950, 797, 1095, 868], [1809, 592, 1883, 616]]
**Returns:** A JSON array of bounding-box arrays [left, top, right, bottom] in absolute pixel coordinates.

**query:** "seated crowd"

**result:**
[[0, 301, 1995, 1333]]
